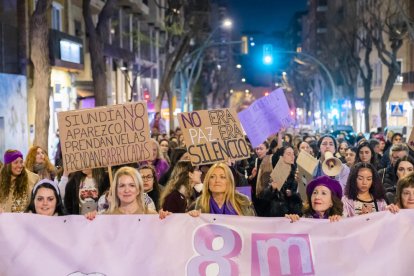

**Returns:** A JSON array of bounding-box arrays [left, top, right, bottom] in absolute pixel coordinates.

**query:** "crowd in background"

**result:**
[[0, 113, 413, 224]]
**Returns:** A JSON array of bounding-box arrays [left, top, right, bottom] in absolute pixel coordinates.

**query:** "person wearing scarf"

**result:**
[[189, 163, 255, 217], [285, 176, 343, 222]]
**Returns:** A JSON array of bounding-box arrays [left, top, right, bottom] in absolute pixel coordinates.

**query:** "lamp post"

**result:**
[[275, 50, 337, 127], [181, 19, 233, 111]]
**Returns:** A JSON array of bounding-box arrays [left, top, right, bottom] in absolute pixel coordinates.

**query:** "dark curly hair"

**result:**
[[345, 162, 385, 200]]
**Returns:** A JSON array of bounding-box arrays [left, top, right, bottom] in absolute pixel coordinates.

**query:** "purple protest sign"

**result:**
[[238, 88, 292, 148]]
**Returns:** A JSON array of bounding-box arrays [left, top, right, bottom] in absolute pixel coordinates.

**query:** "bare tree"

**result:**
[[83, 0, 116, 107], [320, 0, 372, 132], [367, 1, 405, 127], [155, 0, 210, 129], [395, 0, 414, 42], [30, 0, 51, 150]]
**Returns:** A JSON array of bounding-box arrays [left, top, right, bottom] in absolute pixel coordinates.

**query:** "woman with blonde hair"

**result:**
[[25, 146, 56, 180], [160, 160, 202, 213], [139, 139, 169, 181], [189, 163, 255, 216], [85, 167, 157, 219]]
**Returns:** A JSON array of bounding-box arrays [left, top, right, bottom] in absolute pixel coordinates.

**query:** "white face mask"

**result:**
[[194, 183, 203, 193]]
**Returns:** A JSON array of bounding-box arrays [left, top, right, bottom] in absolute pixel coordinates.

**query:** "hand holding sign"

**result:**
[[178, 108, 250, 166], [238, 88, 292, 148]]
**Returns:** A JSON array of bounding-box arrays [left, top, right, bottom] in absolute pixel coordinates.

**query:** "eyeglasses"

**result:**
[[141, 175, 154, 181]]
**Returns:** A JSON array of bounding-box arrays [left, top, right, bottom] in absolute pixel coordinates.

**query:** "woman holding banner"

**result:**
[[160, 160, 202, 213], [25, 179, 66, 216], [85, 167, 157, 219], [342, 162, 399, 217], [188, 163, 255, 217], [396, 172, 414, 209], [0, 150, 39, 212], [285, 176, 343, 222]]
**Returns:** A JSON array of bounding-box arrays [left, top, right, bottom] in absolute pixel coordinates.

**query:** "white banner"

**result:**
[[0, 211, 413, 275]]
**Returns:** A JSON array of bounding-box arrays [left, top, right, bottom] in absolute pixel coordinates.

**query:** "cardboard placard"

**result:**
[[270, 158, 291, 190], [58, 102, 152, 172], [408, 127, 414, 151], [178, 108, 250, 165], [296, 151, 319, 200]]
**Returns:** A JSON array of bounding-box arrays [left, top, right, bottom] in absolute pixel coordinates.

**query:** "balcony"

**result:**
[[402, 71, 414, 91], [0, 22, 19, 74], [49, 29, 84, 71], [72, 0, 105, 13], [119, 0, 149, 15]]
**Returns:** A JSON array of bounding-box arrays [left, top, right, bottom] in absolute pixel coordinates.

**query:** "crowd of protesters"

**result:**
[[0, 119, 413, 224]]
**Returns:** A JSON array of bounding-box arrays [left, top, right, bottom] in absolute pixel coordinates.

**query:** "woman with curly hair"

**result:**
[[160, 160, 202, 213], [285, 176, 343, 222], [25, 146, 56, 180], [188, 163, 255, 217], [342, 162, 398, 217], [0, 150, 39, 212]]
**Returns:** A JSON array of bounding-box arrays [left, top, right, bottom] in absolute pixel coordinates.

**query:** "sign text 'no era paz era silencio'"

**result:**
[[57, 102, 152, 172], [178, 108, 250, 165]]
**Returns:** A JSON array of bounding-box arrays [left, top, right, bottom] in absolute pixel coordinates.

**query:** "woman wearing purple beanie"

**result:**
[[285, 175, 343, 222], [0, 150, 39, 212]]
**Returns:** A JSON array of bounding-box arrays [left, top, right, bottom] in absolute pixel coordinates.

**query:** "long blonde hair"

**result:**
[[198, 163, 249, 215], [109, 166, 147, 214]]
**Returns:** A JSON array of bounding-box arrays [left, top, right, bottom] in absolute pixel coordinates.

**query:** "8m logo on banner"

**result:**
[[187, 224, 315, 276]]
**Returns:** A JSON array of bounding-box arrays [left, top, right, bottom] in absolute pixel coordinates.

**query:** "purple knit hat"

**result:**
[[306, 175, 343, 199], [4, 150, 23, 164]]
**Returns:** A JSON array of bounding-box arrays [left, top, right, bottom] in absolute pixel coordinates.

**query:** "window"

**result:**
[[74, 20, 82, 37], [396, 60, 403, 84], [51, 2, 63, 31]]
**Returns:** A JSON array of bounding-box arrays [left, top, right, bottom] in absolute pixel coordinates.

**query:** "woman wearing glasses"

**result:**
[[138, 164, 163, 211]]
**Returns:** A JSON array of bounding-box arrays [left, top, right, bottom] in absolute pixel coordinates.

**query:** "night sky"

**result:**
[[225, 0, 308, 87], [227, 0, 308, 34]]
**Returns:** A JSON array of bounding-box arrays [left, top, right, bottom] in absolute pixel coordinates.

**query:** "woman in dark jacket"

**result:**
[[64, 168, 109, 215], [256, 145, 302, 217]]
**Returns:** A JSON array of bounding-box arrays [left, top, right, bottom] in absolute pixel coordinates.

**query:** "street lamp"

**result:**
[[182, 18, 233, 111]]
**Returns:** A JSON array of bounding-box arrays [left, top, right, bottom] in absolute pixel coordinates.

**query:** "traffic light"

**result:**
[[143, 89, 150, 101], [263, 44, 273, 65]]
